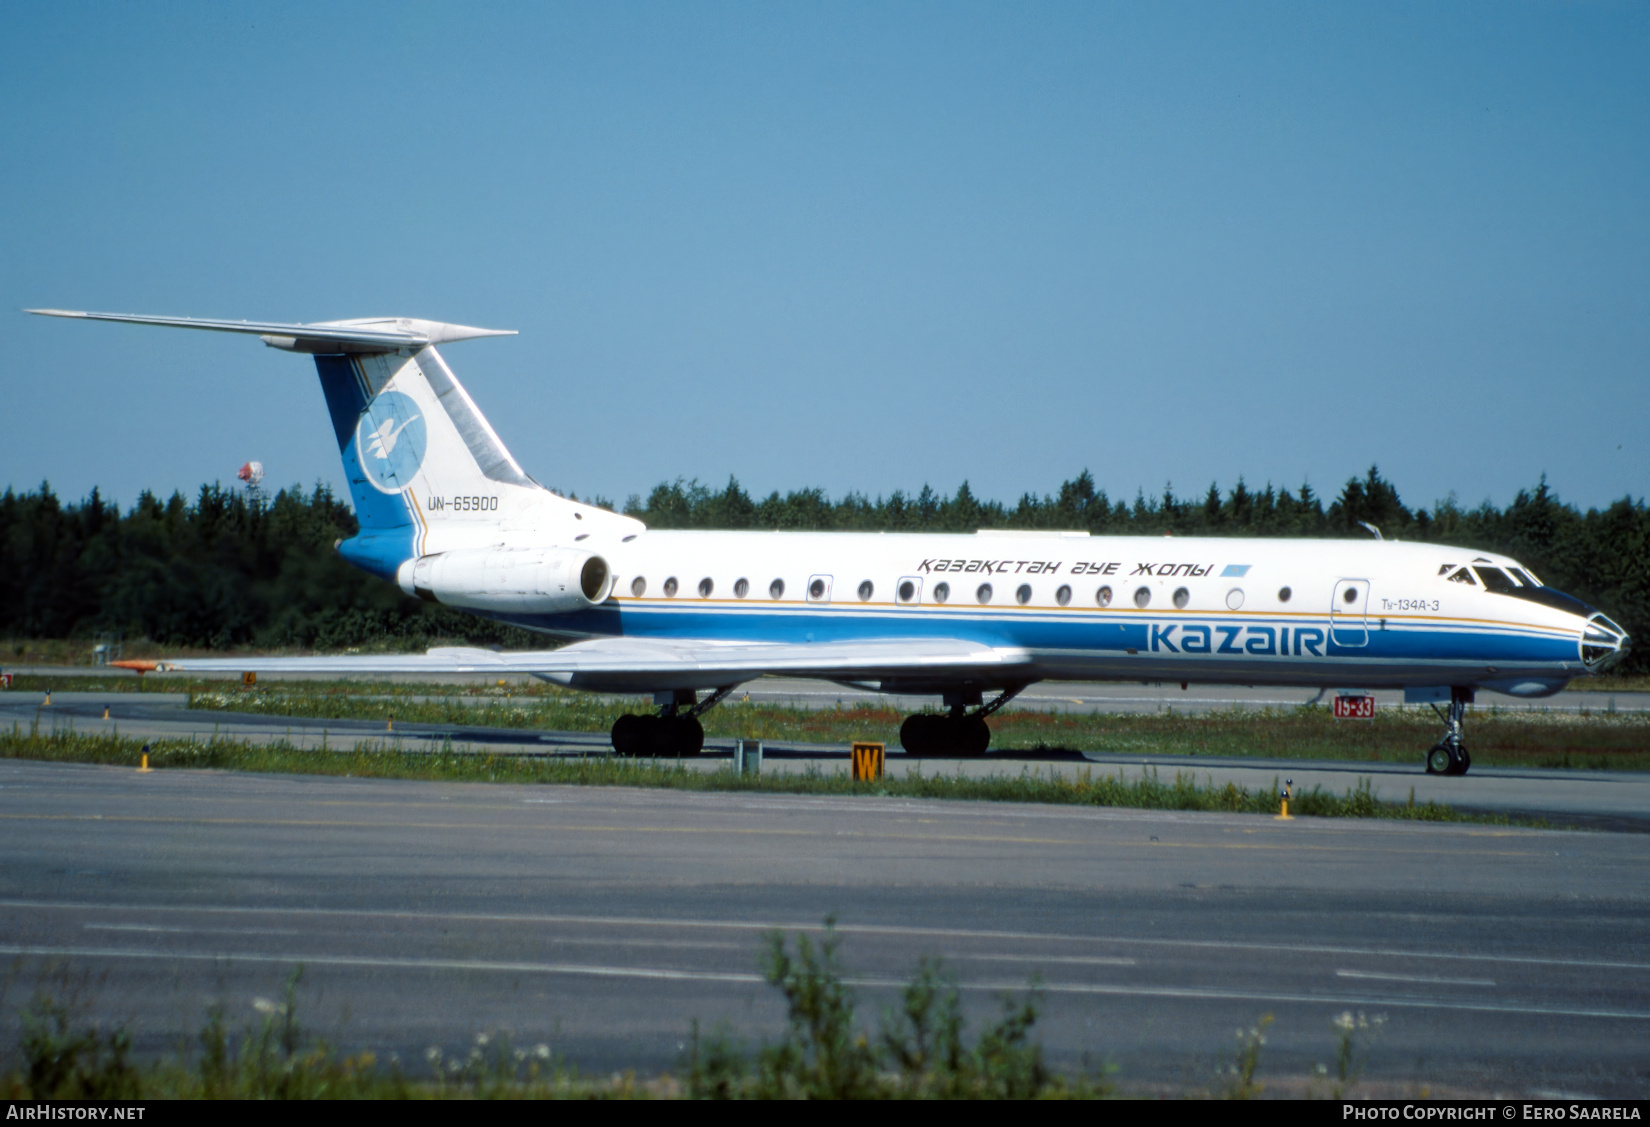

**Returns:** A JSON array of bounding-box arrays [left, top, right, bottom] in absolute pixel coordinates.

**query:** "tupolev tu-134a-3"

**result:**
[[29, 309, 1631, 776]]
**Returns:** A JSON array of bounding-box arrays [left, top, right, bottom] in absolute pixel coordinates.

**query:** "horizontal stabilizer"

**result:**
[[26, 309, 514, 353]]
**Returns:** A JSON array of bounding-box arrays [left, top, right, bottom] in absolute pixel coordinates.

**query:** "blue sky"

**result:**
[[3, 1, 1645, 515]]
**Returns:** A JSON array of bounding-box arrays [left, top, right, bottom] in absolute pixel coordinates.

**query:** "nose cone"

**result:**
[[1582, 613, 1630, 672]]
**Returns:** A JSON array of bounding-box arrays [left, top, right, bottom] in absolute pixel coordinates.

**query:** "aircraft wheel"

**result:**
[[638, 714, 678, 758], [1425, 744, 1453, 775], [900, 714, 938, 756], [611, 713, 643, 756], [1454, 747, 1471, 776], [951, 715, 990, 757], [673, 715, 705, 757]]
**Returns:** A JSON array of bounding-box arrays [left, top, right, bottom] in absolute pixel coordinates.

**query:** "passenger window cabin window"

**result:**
[[808, 577, 828, 601], [1277, 586, 1292, 603], [1172, 587, 1190, 609], [1226, 588, 1245, 610], [698, 577, 714, 598], [1015, 584, 1032, 605], [734, 578, 750, 598], [769, 579, 785, 599], [1133, 586, 1151, 609], [858, 580, 874, 602], [1096, 585, 1113, 607], [663, 577, 678, 597], [898, 580, 917, 603], [1055, 584, 1072, 606], [630, 577, 646, 597], [933, 582, 950, 603], [976, 583, 993, 604]]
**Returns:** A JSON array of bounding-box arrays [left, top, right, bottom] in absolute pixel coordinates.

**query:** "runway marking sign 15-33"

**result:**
[[1333, 694, 1376, 719]]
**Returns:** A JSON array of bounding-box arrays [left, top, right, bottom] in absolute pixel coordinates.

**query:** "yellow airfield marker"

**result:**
[[102, 705, 110, 720], [851, 742, 886, 782], [137, 744, 152, 774], [386, 715, 394, 732], [1275, 778, 1294, 821], [42, 692, 51, 707]]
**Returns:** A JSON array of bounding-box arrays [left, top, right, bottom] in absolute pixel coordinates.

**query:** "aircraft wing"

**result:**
[[114, 637, 1033, 692]]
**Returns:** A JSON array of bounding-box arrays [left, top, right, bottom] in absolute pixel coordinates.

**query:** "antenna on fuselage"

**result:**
[[1357, 521, 1382, 540]]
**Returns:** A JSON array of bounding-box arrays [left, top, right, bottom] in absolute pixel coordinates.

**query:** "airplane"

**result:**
[[28, 309, 1632, 775]]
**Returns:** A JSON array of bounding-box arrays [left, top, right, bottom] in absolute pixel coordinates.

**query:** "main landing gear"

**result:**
[[1425, 688, 1474, 776], [611, 687, 734, 758], [900, 686, 1024, 758]]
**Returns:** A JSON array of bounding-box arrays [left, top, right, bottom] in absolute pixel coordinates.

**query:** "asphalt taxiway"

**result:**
[[0, 759, 1644, 1095]]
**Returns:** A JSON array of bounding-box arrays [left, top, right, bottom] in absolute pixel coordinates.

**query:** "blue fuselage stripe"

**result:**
[[480, 603, 1575, 674]]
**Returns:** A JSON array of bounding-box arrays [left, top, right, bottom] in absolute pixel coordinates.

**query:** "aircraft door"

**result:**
[[1330, 579, 1370, 647]]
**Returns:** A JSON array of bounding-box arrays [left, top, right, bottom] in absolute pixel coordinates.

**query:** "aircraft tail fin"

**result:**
[[314, 344, 551, 575], [27, 309, 642, 579]]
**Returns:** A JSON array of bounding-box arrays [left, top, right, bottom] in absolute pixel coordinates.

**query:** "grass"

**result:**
[[0, 963, 642, 1099], [1563, 673, 1650, 692], [0, 724, 1528, 824], [683, 924, 1090, 1098], [0, 923, 1402, 1099], [10, 671, 1642, 771], [12, 674, 1650, 771]]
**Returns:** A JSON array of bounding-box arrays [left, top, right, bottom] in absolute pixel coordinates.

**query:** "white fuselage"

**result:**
[[458, 527, 1605, 697]]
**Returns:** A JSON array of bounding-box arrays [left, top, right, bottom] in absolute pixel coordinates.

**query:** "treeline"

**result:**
[[1, 469, 1644, 670], [0, 482, 538, 655], [625, 469, 1408, 537]]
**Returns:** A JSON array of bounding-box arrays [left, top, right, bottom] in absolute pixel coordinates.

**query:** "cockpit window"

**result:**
[[1473, 566, 1519, 594], [1437, 564, 1455, 576], [1507, 567, 1539, 587], [1446, 568, 1477, 585]]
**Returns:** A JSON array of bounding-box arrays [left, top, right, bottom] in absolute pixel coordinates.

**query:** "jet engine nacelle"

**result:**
[[396, 547, 612, 614]]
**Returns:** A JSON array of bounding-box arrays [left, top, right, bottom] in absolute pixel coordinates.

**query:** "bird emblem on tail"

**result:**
[[365, 414, 421, 459]]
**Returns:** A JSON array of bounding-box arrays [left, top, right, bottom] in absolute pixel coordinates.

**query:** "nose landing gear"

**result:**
[[900, 686, 1025, 758], [611, 686, 734, 758], [1425, 689, 1473, 776]]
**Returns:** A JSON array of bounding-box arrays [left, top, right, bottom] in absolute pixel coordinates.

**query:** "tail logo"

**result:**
[[354, 391, 428, 494], [365, 415, 420, 459]]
